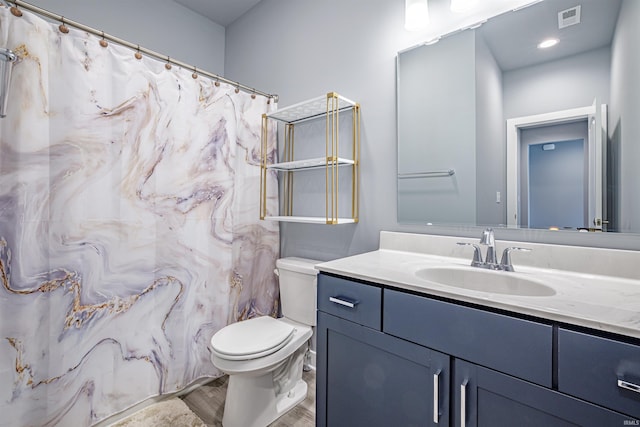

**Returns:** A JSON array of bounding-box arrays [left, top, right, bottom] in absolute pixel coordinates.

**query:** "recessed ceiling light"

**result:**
[[537, 38, 559, 49]]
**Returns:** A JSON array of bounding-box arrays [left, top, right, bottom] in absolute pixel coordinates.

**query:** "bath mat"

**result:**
[[111, 398, 206, 427]]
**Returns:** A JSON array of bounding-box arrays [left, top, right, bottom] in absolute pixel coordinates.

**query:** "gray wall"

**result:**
[[23, 0, 226, 75], [475, 32, 505, 227], [610, 0, 640, 232], [225, 0, 419, 259], [503, 46, 611, 119], [225, 0, 640, 258]]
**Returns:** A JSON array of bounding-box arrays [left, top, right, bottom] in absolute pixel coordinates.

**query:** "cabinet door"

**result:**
[[454, 359, 635, 427], [317, 311, 450, 427]]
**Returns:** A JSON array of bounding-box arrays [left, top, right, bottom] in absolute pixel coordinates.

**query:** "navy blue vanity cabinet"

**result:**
[[316, 274, 450, 427], [317, 273, 640, 427]]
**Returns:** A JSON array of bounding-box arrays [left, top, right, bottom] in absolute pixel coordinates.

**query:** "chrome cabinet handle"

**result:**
[[433, 370, 441, 423], [618, 379, 640, 394], [328, 296, 358, 308], [461, 379, 468, 427]]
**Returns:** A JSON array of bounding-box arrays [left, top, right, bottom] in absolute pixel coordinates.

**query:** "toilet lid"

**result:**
[[211, 316, 295, 361]]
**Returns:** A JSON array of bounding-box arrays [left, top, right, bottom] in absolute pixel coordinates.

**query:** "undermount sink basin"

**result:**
[[415, 266, 556, 297]]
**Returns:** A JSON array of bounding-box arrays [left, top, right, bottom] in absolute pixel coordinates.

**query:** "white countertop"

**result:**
[[315, 232, 640, 340]]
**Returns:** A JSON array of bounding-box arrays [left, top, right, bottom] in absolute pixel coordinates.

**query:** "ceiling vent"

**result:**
[[558, 5, 581, 29]]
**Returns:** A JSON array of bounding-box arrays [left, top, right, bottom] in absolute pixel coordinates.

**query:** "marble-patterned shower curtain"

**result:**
[[0, 6, 279, 426]]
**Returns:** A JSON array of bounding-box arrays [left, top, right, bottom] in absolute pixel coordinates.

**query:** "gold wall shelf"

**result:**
[[260, 92, 360, 225]]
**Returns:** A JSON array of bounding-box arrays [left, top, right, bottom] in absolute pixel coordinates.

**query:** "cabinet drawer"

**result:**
[[383, 289, 552, 387], [317, 274, 381, 330], [558, 328, 640, 419]]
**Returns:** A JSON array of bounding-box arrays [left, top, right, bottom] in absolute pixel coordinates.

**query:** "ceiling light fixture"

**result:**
[[405, 0, 429, 31], [450, 0, 478, 13], [537, 38, 559, 49]]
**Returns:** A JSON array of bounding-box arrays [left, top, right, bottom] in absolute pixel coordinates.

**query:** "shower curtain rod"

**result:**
[[6, 0, 278, 102]]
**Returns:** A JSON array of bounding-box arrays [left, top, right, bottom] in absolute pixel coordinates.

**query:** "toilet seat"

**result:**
[[211, 316, 295, 361]]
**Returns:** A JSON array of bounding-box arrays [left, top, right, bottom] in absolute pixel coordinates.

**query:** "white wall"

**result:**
[[22, 0, 226, 75], [610, 0, 640, 233], [225, 0, 640, 258]]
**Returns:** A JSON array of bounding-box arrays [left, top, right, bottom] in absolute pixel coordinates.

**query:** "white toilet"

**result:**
[[210, 257, 319, 427]]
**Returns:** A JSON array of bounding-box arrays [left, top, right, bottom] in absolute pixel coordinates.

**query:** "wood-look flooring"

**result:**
[[181, 370, 316, 427]]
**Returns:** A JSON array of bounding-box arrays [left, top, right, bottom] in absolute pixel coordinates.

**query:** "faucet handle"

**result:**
[[500, 247, 532, 272], [457, 242, 484, 267]]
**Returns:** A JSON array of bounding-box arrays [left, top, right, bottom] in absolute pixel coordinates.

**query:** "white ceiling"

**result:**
[[480, 0, 622, 71], [172, 0, 621, 71], [176, 0, 539, 30], [173, 0, 263, 27]]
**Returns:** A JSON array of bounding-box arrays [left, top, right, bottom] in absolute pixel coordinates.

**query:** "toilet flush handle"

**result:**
[[274, 268, 279, 277]]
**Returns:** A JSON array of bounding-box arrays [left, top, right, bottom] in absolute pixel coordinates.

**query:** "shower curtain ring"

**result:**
[[134, 45, 142, 60], [165, 56, 172, 70], [99, 31, 108, 48], [59, 17, 69, 34], [234, 83, 240, 94], [214, 77, 220, 87], [192, 66, 198, 79], [10, 3, 22, 17], [251, 89, 256, 99]]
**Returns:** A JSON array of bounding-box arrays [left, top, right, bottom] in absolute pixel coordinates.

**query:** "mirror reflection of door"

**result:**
[[507, 103, 606, 230], [519, 121, 588, 229], [527, 139, 585, 229]]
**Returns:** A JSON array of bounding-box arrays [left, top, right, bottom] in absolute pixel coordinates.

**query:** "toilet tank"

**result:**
[[276, 257, 320, 326]]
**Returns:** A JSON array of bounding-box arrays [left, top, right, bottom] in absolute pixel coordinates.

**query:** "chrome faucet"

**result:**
[[480, 227, 497, 267], [458, 228, 531, 271]]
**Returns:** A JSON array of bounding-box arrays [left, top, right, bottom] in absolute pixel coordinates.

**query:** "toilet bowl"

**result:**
[[210, 257, 319, 427]]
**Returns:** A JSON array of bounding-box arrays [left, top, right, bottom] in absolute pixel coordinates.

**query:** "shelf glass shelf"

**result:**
[[267, 157, 355, 171], [263, 216, 357, 224], [267, 93, 358, 124], [260, 92, 360, 225]]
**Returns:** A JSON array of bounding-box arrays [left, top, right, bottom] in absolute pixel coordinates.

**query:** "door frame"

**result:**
[[506, 104, 606, 228]]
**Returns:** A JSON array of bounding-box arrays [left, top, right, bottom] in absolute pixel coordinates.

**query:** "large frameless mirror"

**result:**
[[397, 0, 639, 233]]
